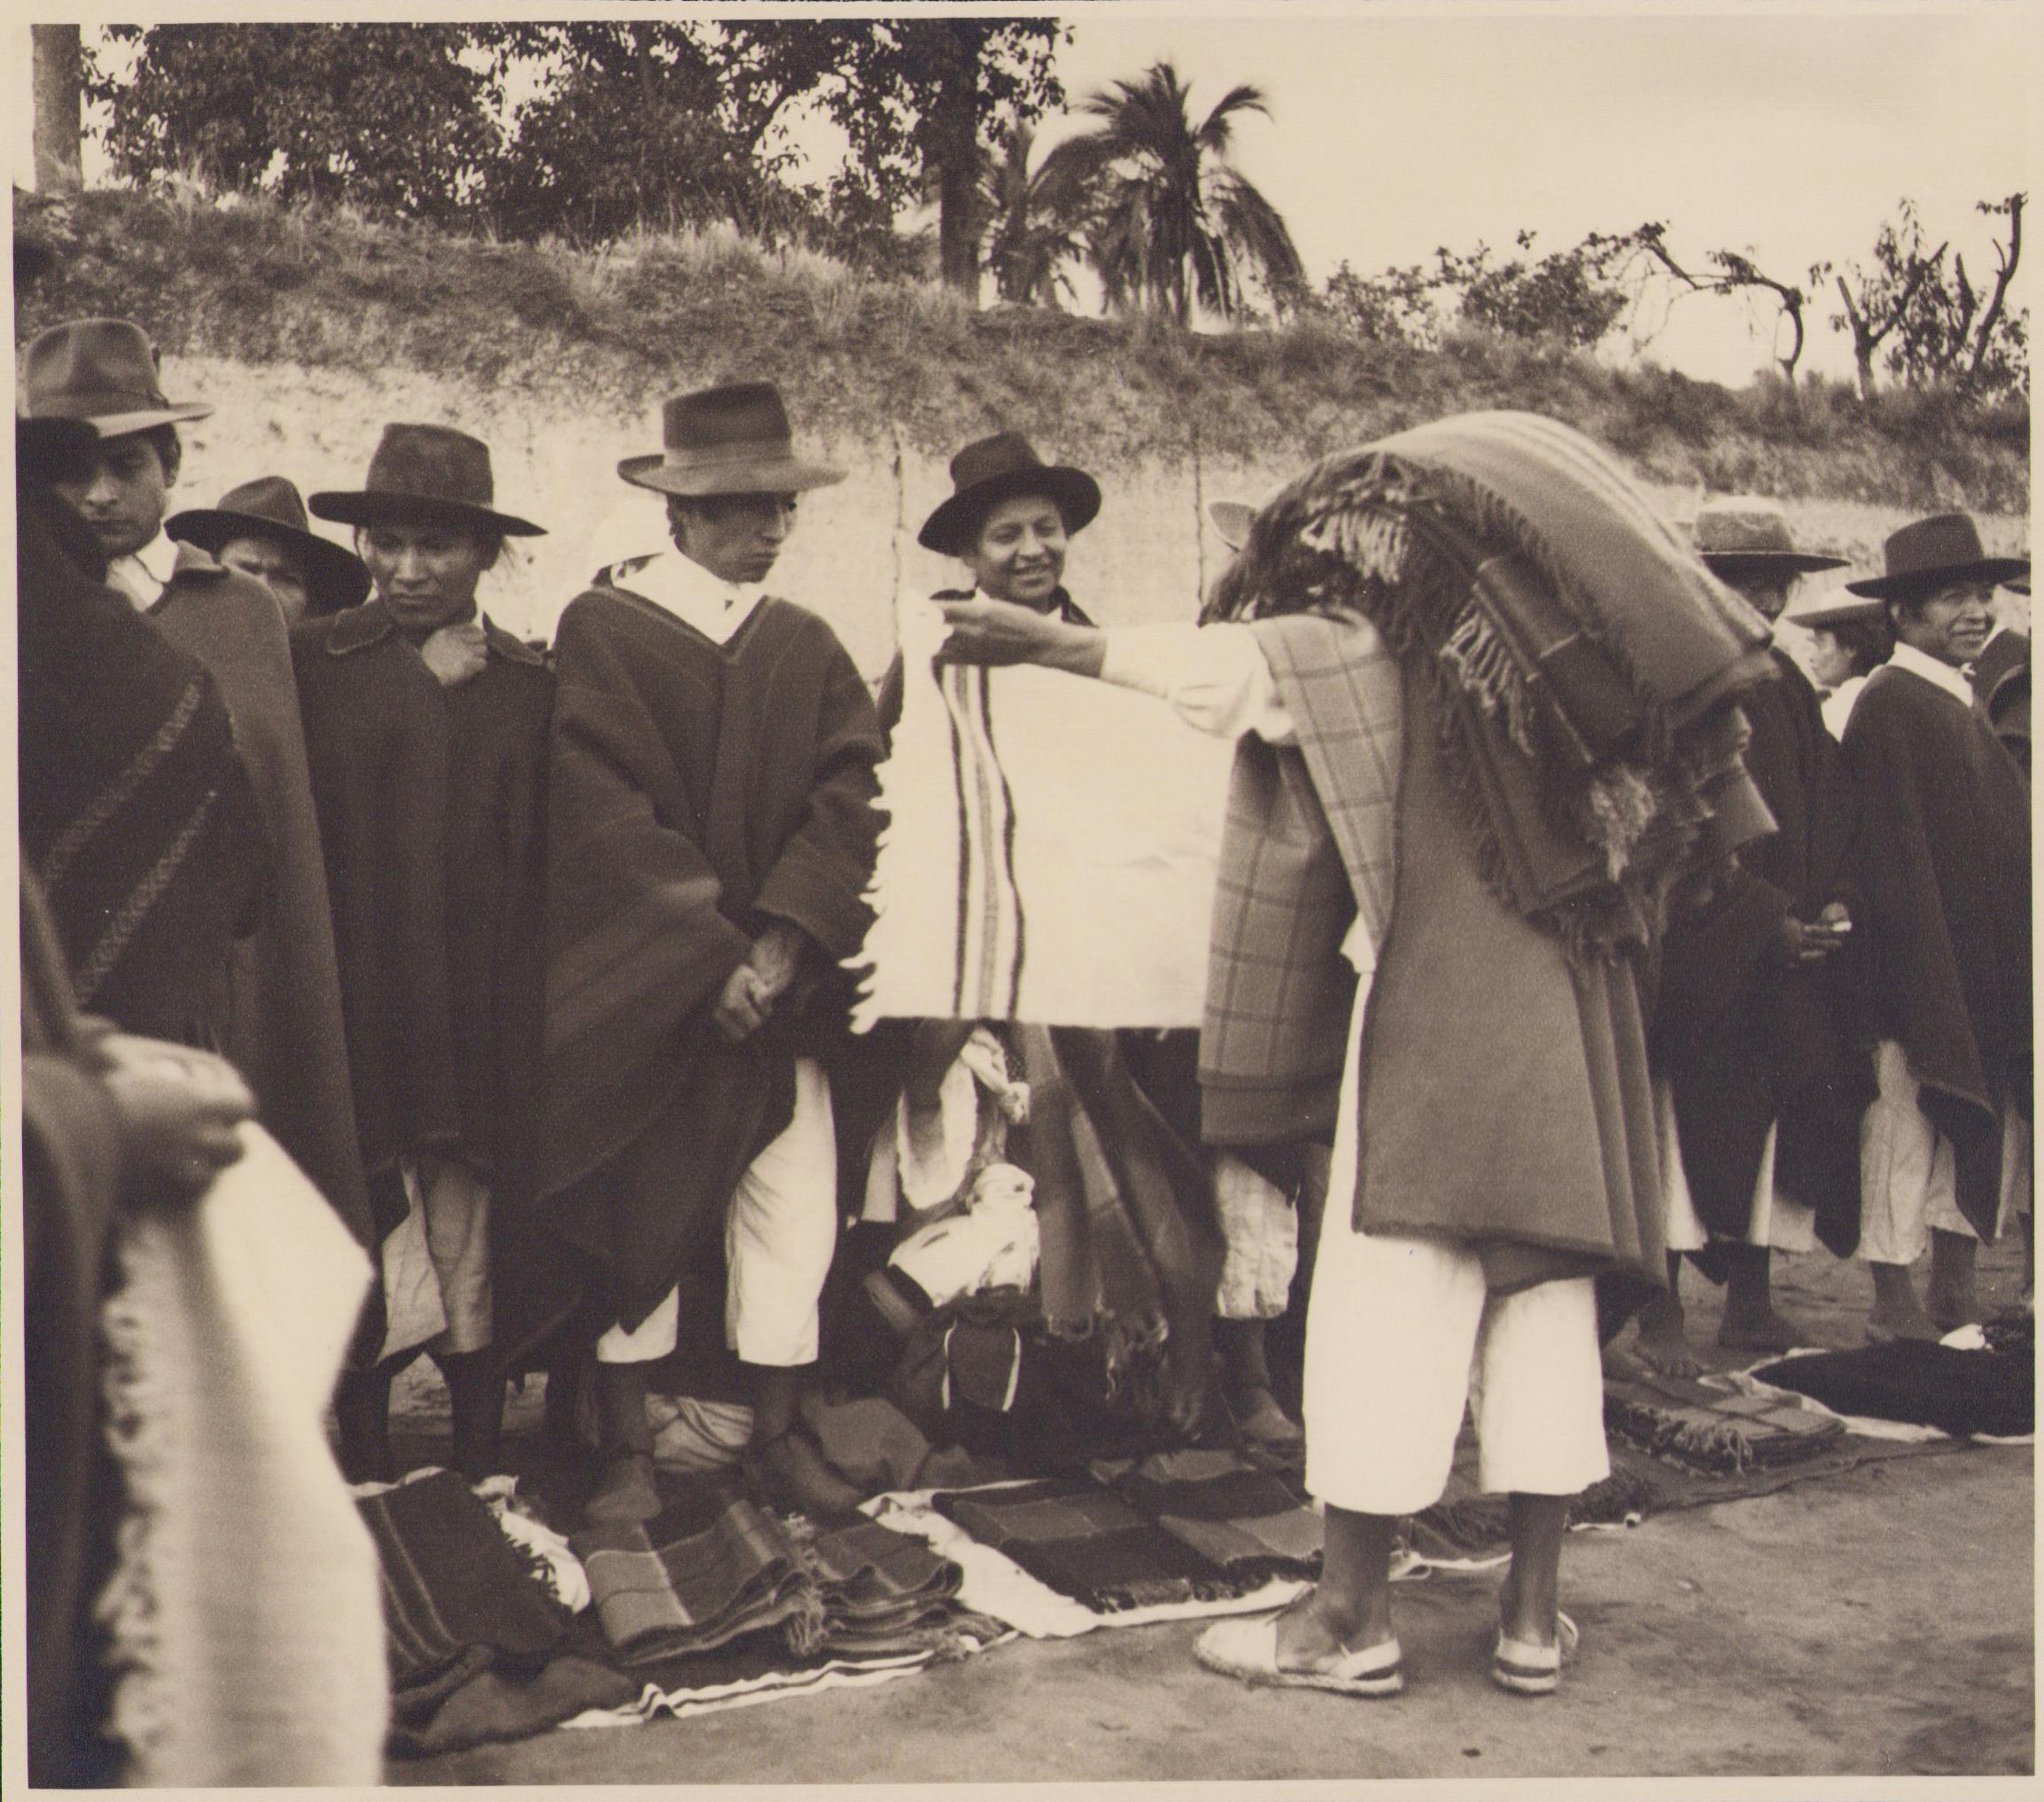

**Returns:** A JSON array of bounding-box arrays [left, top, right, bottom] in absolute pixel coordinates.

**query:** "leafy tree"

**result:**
[[1048, 61, 1303, 326], [88, 25, 503, 226], [821, 20, 1066, 299], [979, 116, 1088, 307], [1632, 225, 1814, 387], [475, 23, 841, 245]]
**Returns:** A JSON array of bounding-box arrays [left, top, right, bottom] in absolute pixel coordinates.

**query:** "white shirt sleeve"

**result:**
[[1096, 621, 1297, 744]]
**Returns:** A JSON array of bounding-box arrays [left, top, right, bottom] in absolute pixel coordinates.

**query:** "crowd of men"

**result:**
[[18, 295, 2032, 1770]]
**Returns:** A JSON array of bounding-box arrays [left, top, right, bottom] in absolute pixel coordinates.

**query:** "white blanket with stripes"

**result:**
[[852, 597, 1234, 1029]]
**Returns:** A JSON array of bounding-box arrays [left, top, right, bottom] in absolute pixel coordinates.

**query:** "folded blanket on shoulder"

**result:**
[[854, 595, 1236, 1028]]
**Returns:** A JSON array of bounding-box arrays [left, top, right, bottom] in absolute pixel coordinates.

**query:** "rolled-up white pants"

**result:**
[[1302, 976, 1609, 1517], [597, 1057, 838, 1368]]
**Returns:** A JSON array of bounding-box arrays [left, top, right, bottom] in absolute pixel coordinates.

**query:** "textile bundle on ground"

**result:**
[[1602, 1373, 1847, 1475], [852, 594, 1237, 1029], [94, 1124, 387, 1787], [572, 1482, 977, 1667]]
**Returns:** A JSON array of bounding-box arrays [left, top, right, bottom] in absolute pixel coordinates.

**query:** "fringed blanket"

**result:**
[[95, 1124, 385, 1787], [853, 595, 1236, 1029], [573, 1486, 979, 1668], [1602, 1373, 1847, 1476]]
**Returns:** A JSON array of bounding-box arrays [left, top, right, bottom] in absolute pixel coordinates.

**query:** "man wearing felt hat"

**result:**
[[1628, 497, 1873, 1376], [291, 424, 553, 1483], [167, 476, 370, 625], [516, 382, 882, 1524], [23, 317, 372, 1253], [1838, 512, 2032, 1336], [1782, 581, 1894, 739]]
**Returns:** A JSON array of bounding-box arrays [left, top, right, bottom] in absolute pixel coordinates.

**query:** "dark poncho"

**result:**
[[509, 586, 882, 1358], [1842, 662, 2031, 1237], [1653, 649, 1874, 1257], [18, 482, 262, 1042], [291, 602, 553, 1240]]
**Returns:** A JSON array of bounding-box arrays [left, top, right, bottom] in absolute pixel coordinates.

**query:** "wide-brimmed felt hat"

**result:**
[[1844, 511, 2030, 601], [1208, 499, 1255, 553], [919, 432, 1101, 556], [168, 475, 373, 613], [22, 318, 214, 439], [308, 424, 544, 538], [1690, 496, 1847, 582], [618, 382, 843, 498], [1782, 580, 1887, 631]]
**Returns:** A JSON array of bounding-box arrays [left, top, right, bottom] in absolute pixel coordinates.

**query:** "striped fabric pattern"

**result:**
[[856, 595, 1236, 1029]]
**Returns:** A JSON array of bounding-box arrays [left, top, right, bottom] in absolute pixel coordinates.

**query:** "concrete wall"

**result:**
[[163, 353, 2031, 679]]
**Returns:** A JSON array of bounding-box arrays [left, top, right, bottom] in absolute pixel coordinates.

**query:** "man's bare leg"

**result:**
[[1719, 1243, 1811, 1352], [1496, 1493, 1570, 1649], [1926, 1227, 1986, 1332], [1273, 1503, 1398, 1663], [1867, 1260, 1941, 1342], [1631, 1253, 1702, 1377]]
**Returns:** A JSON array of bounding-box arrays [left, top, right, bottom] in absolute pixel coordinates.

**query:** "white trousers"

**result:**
[[1858, 1041, 2032, 1265], [1657, 1081, 1818, 1256], [378, 1153, 493, 1360], [596, 1057, 839, 1368], [1302, 981, 1608, 1516]]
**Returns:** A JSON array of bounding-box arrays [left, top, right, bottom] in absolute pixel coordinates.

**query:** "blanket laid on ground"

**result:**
[[1752, 1340, 2035, 1441], [929, 1454, 1322, 1613], [96, 1123, 385, 1787], [853, 594, 1236, 1029]]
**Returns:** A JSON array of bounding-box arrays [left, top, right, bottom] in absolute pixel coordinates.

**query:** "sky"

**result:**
[[8, 6, 2035, 388]]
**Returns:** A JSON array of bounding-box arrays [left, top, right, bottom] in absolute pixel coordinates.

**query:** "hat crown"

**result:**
[[1881, 511, 1989, 584], [360, 423, 497, 510], [662, 382, 795, 462], [1693, 497, 1798, 559], [24, 317, 173, 416], [947, 432, 1050, 497], [212, 474, 314, 536]]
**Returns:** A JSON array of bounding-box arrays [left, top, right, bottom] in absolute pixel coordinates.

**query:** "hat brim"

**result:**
[[1845, 555, 2032, 599], [43, 401, 214, 439], [919, 465, 1102, 556], [1699, 549, 1849, 580], [1207, 501, 1255, 553], [1783, 594, 1888, 629], [307, 491, 547, 538], [619, 453, 845, 498], [166, 506, 375, 611]]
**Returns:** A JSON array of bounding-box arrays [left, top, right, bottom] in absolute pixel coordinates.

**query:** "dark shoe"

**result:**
[[584, 1449, 661, 1525], [439, 1349, 507, 1484], [334, 1367, 397, 1485]]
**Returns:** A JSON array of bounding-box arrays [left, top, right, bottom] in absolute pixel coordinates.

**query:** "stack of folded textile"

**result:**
[[1603, 1375, 1846, 1476], [791, 1516, 1002, 1658], [1100, 1449, 1324, 1590]]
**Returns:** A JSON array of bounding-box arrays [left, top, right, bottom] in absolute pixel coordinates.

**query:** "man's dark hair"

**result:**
[[670, 491, 796, 524], [136, 424, 183, 485], [1825, 615, 1896, 679]]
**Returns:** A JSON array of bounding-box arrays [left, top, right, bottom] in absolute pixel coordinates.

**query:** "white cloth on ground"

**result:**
[[1857, 1039, 2032, 1264], [1656, 1079, 1818, 1255], [853, 597, 1236, 1029], [888, 1164, 1039, 1306], [596, 1055, 838, 1367], [95, 1122, 387, 1786]]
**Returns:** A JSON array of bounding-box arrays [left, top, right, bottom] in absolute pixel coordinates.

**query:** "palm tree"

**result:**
[[978, 116, 1088, 307], [1046, 61, 1304, 325]]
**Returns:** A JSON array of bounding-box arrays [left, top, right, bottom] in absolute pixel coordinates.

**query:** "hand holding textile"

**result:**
[[936, 596, 1107, 677], [93, 1032, 256, 1197]]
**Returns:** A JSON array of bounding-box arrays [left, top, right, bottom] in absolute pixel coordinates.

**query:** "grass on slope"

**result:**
[[14, 186, 2031, 513]]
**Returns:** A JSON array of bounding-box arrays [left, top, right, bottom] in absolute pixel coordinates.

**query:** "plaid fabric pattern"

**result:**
[[356, 1470, 570, 1693], [1201, 612, 1402, 1143], [1604, 1373, 1846, 1475], [573, 1487, 813, 1667], [1106, 1449, 1324, 1583]]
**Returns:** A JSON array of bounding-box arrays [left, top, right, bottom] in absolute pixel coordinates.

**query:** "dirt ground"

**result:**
[[390, 1233, 2033, 1786]]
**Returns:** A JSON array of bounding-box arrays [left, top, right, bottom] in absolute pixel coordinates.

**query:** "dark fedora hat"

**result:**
[[1691, 497, 1847, 582], [618, 381, 843, 498], [308, 424, 544, 538], [1845, 511, 2030, 601], [167, 475, 373, 614], [22, 317, 214, 439], [1207, 498, 1255, 554], [919, 432, 1102, 557]]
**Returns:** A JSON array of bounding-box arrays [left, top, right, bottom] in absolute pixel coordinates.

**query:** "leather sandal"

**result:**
[[1490, 1611, 1579, 1696], [1195, 1612, 1403, 1697]]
